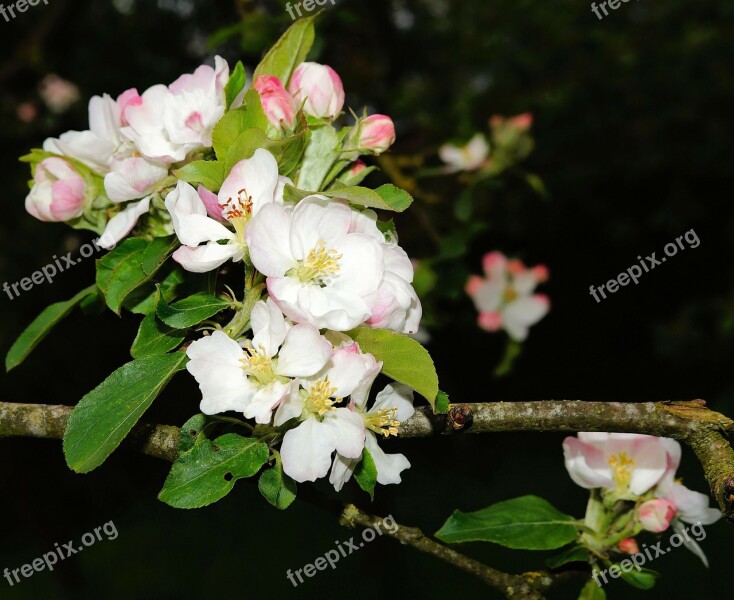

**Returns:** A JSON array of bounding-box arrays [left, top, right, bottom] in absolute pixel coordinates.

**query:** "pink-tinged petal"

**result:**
[[325, 346, 380, 399], [116, 88, 142, 126], [165, 181, 234, 246], [104, 157, 168, 202], [656, 472, 722, 525], [49, 178, 86, 221], [483, 251, 507, 277], [281, 418, 338, 482], [512, 270, 540, 296], [198, 185, 226, 222], [253, 74, 297, 129], [466, 275, 484, 297], [365, 432, 411, 485], [472, 280, 504, 313], [502, 295, 550, 340], [660, 437, 682, 475], [218, 148, 280, 217], [186, 331, 254, 415], [250, 298, 288, 358], [372, 383, 415, 423], [98, 197, 151, 249], [172, 243, 242, 273], [244, 380, 292, 424], [277, 324, 332, 378], [245, 203, 295, 277], [638, 499, 676, 533], [322, 408, 365, 459], [288, 62, 345, 119], [563, 436, 615, 490], [532, 264, 549, 283], [478, 311, 503, 332], [626, 437, 669, 495], [88, 94, 122, 144]]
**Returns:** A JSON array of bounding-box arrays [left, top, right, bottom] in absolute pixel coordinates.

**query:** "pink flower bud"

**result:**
[[478, 311, 503, 332], [253, 75, 297, 129], [288, 62, 345, 119], [354, 114, 396, 154], [618, 538, 640, 555], [638, 498, 676, 533], [25, 157, 87, 222]]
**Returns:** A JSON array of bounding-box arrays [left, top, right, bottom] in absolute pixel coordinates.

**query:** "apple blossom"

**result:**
[[246, 196, 421, 332], [39, 74, 80, 114], [185, 299, 332, 423], [638, 498, 677, 533], [562, 432, 669, 497], [277, 339, 381, 482], [350, 114, 396, 155], [288, 62, 345, 119], [122, 57, 229, 163], [618, 538, 640, 555], [253, 75, 297, 130], [166, 149, 288, 273], [329, 383, 414, 492], [25, 157, 87, 222], [466, 251, 549, 341], [439, 133, 489, 172]]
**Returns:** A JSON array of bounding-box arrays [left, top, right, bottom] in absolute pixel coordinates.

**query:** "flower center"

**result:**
[[291, 241, 341, 286], [240, 342, 276, 387], [364, 407, 400, 438], [304, 379, 339, 416], [221, 188, 253, 243], [503, 286, 518, 303], [608, 452, 636, 489]]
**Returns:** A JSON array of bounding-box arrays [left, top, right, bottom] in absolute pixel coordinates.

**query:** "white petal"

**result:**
[[472, 280, 504, 313], [104, 157, 167, 202], [273, 383, 306, 426], [218, 148, 280, 217], [172, 243, 242, 273], [329, 453, 358, 492], [245, 203, 295, 277], [251, 298, 288, 358], [672, 519, 710, 567], [288, 196, 351, 261], [98, 197, 151, 249], [365, 432, 411, 485], [372, 383, 415, 422], [322, 408, 365, 459], [562, 437, 615, 490], [186, 331, 254, 414], [330, 233, 384, 296], [277, 324, 332, 377], [281, 418, 338, 482], [325, 345, 380, 399], [243, 380, 292, 424]]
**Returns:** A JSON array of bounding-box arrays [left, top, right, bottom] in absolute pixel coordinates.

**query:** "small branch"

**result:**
[[1, 398, 733, 520], [340, 504, 552, 600]]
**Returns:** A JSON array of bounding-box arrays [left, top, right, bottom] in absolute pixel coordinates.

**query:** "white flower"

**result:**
[[329, 383, 414, 492], [439, 133, 489, 172], [246, 196, 421, 332], [277, 341, 383, 482], [165, 149, 289, 273], [185, 299, 332, 423], [562, 432, 669, 497], [121, 57, 229, 163], [466, 251, 549, 341]]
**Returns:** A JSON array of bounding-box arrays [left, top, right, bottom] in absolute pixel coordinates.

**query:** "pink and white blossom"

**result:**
[[253, 75, 297, 130], [466, 251, 549, 341], [25, 157, 87, 222], [638, 498, 677, 533], [288, 62, 345, 119], [439, 133, 489, 172], [351, 114, 396, 155]]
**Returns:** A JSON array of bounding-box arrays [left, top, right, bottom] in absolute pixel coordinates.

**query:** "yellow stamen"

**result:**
[[305, 379, 339, 416], [292, 241, 341, 285], [365, 407, 401, 438], [240, 342, 276, 386], [608, 452, 636, 489]]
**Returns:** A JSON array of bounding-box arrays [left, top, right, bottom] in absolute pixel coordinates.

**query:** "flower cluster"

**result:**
[[22, 50, 420, 495], [466, 251, 549, 341], [564, 432, 722, 565]]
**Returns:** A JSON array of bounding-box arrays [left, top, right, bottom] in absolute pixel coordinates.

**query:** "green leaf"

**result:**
[[158, 434, 269, 509], [225, 60, 247, 108], [224, 121, 309, 173], [179, 414, 210, 454], [173, 160, 226, 192], [125, 267, 185, 315], [618, 566, 658, 590], [156, 293, 231, 329], [285, 183, 413, 212], [579, 579, 606, 600], [6, 285, 96, 372], [130, 312, 185, 358], [253, 16, 316, 84], [546, 545, 590, 569], [63, 353, 188, 473], [296, 124, 340, 191], [347, 326, 439, 405], [435, 390, 450, 414], [258, 457, 297, 510], [213, 89, 269, 163], [96, 236, 179, 314], [435, 495, 579, 550], [354, 448, 378, 500]]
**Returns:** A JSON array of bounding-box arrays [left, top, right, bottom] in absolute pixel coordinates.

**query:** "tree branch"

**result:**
[[1, 398, 733, 519]]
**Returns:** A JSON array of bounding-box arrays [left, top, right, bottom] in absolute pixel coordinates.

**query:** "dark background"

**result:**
[[1, 0, 732, 598]]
